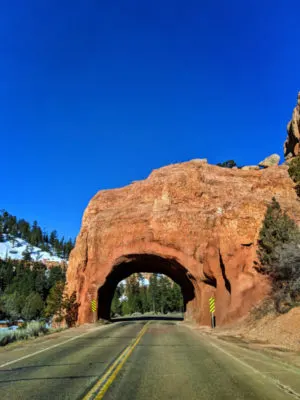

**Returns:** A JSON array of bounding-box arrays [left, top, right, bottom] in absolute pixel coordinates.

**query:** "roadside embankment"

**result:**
[[185, 306, 300, 352]]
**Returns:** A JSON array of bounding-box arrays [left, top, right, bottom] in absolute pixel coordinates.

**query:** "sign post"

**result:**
[[209, 297, 216, 328], [91, 299, 97, 323]]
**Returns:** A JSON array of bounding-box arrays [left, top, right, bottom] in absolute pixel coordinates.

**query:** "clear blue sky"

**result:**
[[1, 1, 299, 240]]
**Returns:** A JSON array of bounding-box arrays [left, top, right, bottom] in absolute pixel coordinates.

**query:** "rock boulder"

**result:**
[[259, 154, 280, 168], [284, 92, 300, 159]]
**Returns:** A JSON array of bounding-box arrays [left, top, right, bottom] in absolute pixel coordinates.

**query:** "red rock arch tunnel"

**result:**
[[66, 161, 300, 326], [97, 254, 196, 320]]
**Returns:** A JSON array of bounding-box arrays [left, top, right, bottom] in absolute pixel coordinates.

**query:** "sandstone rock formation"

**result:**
[[259, 154, 280, 167], [241, 165, 260, 171], [67, 162, 300, 326], [284, 92, 300, 159]]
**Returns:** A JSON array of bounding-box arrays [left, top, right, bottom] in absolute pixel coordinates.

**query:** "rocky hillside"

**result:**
[[0, 210, 74, 264]]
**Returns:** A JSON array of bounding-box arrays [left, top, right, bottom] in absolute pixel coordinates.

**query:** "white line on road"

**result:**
[[0, 324, 112, 369]]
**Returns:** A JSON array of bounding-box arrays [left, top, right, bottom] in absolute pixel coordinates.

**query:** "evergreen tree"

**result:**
[[159, 275, 173, 313], [63, 291, 79, 327], [43, 231, 49, 243], [0, 221, 4, 242], [140, 285, 150, 313], [125, 274, 142, 313], [149, 274, 160, 313], [32, 263, 48, 300], [172, 283, 184, 312], [111, 287, 122, 317], [3, 292, 26, 320], [31, 221, 43, 247], [64, 239, 74, 258], [22, 292, 44, 320], [288, 156, 300, 196], [45, 280, 65, 322], [257, 197, 299, 269], [121, 300, 131, 315], [22, 246, 32, 262], [217, 160, 237, 168], [48, 266, 66, 290], [50, 230, 58, 247], [18, 219, 31, 240], [0, 260, 14, 294], [4, 214, 17, 236]]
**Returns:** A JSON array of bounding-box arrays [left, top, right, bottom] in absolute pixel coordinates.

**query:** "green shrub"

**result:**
[[64, 292, 79, 328], [0, 321, 49, 347], [217, 160, 237, 168], [256, 197, 299, 269], [256, 197, 300, 313], [271, 243, 300, 312], [22, 293, 44, 321], [288, 156, 300, 196]]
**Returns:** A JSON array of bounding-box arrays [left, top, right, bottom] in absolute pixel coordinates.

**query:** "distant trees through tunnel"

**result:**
[[110, 273, 184, 318], [96, 254, 196, 321]]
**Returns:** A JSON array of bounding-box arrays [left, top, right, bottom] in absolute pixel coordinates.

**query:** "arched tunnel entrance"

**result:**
[[97, 254, 196, 321]]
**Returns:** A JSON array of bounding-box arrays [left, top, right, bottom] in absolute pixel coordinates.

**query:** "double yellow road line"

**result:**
[[83, 321, 150, 400]]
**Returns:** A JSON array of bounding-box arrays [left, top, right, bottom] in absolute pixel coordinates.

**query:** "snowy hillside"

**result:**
[[0, 235, 65, 263]]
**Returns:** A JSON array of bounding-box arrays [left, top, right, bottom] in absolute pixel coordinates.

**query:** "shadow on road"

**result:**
[[111, 315, 184, 322]]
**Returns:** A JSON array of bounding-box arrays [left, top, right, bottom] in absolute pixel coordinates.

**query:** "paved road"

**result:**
[[1, 320, 300, 399]]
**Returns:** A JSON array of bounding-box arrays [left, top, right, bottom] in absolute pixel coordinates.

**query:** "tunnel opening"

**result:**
[[97, 254, 195, 321]]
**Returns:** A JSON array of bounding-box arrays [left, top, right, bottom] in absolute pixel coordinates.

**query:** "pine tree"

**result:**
[[125, 274, 142, 314], [50, 230, 58, 247], [149, 274, 160, 313], [111, 288, 122, 317], [0, 221, 4, 242], [43, 231, 49, 243], [31, 221, 43, 247], [45, 281, 65, 322], [217, 160, 237, 168], [63, 291, 79, 327], [21, 292, 44, 320], [22, 246, 32, 262], [288, 156, 300, 196], [32, 263, 47, 300], [257, 197, 299, 269], [18, 219, 31, 240], [64, 239, 74, 258], [48, 266, 66, 290], [139, 285, 150, 313], [3, 292, 26, 320], [171, 283, 184, 313]]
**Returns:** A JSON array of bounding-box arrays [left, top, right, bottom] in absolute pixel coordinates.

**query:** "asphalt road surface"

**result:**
[[1, 320, 300, 400]]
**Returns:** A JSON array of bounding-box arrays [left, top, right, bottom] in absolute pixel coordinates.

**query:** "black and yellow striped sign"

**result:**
[[209, 297, 215, 313], [91, 299, 97, 312]]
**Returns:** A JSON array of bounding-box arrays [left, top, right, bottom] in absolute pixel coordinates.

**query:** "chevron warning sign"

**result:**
[[209, 297, 215, 313], [91, 299, 97, 312]]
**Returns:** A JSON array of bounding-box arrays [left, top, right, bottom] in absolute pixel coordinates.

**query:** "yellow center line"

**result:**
[[82, 321, 151, 400]]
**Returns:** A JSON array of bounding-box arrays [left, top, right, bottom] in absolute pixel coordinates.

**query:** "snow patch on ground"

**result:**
[[0, 235, 64, 263]]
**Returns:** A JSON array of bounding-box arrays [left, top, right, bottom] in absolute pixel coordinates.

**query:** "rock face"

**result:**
[[241, 165, 260, 171], [67, 162, 300, 326], [284, 92, 300, 159], [259, 154, 280, 168]]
